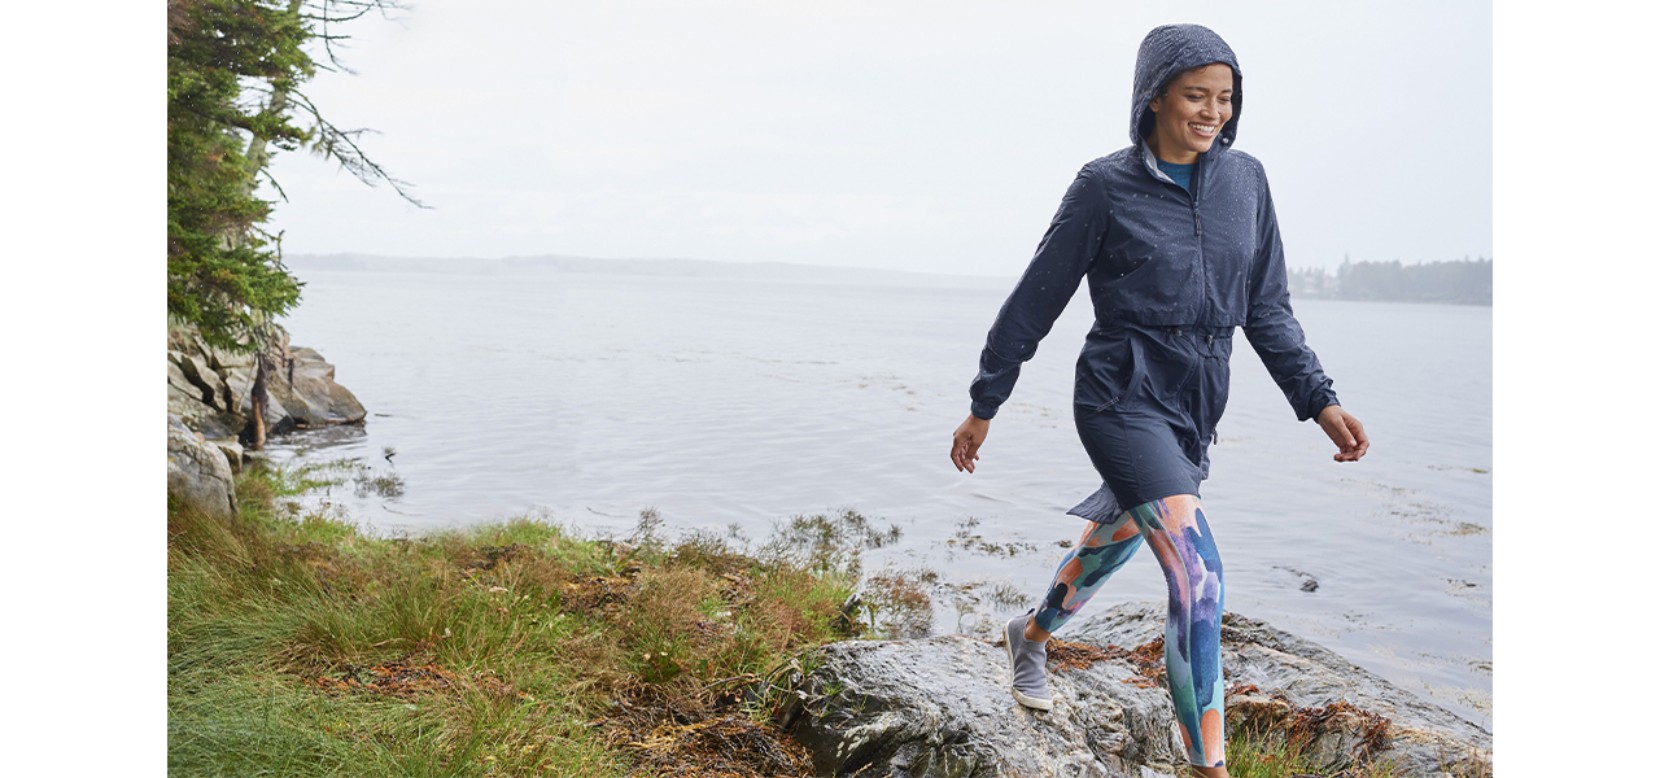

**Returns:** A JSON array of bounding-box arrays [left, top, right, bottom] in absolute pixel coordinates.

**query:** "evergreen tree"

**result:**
[[167, 0, 422, 446]]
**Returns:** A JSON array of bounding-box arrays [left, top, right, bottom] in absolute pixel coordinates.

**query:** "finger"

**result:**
[[1333, 432, 1358, 461], [965, 439, 982, 474], [1337, 420, 1366, 461], [951, 442, 966, 472]]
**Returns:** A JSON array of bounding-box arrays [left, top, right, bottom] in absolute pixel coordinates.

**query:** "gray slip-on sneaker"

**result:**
[[1004, 611, 1053, 710]]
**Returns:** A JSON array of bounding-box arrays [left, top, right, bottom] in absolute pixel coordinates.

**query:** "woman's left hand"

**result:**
[[1316, 405, 1369, 462]]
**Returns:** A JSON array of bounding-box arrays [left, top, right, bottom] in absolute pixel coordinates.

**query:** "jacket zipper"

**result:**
[[1142, 145, 1209, 321], [1192, 155, 1208, 316]]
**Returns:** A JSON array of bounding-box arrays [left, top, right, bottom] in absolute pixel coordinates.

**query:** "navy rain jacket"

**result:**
[[968, 24, 1338, 426]]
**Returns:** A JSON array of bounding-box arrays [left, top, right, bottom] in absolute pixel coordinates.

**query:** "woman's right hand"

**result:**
[[951, 414, 991, 473]]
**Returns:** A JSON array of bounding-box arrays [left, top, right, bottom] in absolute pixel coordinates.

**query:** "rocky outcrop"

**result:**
[[779, 602, 1490, 778], [1069, 605, 1491, 778], [269, 346, 366, 427], [167, 414, 236, 518], [167, 324, 365, 443], [781, 634, 1189, 777]]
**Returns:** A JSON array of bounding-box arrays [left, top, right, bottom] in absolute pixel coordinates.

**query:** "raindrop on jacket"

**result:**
[[967, 23, 1339, 521]]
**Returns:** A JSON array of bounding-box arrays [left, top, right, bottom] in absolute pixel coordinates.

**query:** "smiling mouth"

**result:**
[[1189, 123, 1218, 136]]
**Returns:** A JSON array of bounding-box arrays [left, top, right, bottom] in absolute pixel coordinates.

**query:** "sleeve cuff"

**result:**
[[1300, 390, 1341, 422]]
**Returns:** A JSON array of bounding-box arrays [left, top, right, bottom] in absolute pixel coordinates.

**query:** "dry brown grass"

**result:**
[[1226, 682, 1401, 777], [1044, 636, 1168, 687], [861, 571, 935, 639], [305, 661, 517, 700], [1045, 637, 1120, 673]]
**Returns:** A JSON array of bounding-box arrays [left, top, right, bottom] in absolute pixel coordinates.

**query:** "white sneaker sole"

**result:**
[[1004, 626, 1054, 711]]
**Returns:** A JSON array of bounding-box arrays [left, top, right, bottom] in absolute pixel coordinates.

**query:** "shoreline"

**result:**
[[284, 253, 1494, 307], [254, 429, 1493, 733], [168, 464, 1488, 776]]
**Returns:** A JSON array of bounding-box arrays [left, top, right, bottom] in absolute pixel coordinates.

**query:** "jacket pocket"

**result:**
[[1076, 328, 1144, 412], [1195, 339, 1233, 443]]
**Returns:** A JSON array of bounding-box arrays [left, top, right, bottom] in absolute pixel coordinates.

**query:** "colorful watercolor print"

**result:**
[[1032, 494, 1226, 767]]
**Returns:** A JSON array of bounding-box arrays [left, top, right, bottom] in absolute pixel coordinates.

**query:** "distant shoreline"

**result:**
[[285, 252, 1493, 306], [284, 252, 1003, 285]]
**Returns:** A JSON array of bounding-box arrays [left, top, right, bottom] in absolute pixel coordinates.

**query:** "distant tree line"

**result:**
[[1287, 258, 1491, 305]]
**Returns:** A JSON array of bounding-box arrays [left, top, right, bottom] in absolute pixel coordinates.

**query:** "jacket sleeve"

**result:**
[[968, 167, 1108, 420], [1243, 170, 1340, 421]]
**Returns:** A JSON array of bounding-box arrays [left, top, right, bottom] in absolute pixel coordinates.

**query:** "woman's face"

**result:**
[[1147, 63, 1234, 165]]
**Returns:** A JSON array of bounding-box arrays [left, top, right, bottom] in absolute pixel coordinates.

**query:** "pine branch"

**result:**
[[260, 168, 292, 203], [291, 89, 430, 208], [305, 0, 411, 72]]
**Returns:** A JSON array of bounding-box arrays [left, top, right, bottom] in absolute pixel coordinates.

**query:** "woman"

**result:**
[[948, 24, 1368, 776]]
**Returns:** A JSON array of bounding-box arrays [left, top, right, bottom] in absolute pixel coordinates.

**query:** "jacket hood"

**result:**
[[1131, 24, 1242, 151]]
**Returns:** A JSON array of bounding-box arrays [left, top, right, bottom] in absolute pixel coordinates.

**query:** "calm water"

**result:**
[[277, 263, 1492, 728]]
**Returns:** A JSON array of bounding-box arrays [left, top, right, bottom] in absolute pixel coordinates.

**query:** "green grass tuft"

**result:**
[[169, 464, 862, 776]]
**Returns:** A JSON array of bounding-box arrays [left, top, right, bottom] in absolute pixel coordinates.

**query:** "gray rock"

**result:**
[[268, 346, 366, 426], [167, 326, 250, 439], [176, 351, 233, 412], [781, 635, 1189, 778], [166, 323, 364, 443], [1069, 604, 1491, 777], [167, 414, 236, 518], [168, 358, 225, 437], [204, 337, 255, 375], [209, 438, 245, 474], [780, 602, 1490, 778]]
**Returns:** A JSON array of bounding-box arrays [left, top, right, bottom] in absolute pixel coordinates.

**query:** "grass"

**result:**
[[1223, 730, 1400, 778], [171, 464, 1468, 777], [1221, 689, 1489, 777], [168, 464, 863, 777]]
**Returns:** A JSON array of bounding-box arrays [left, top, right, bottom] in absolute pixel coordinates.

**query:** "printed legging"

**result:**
[[1032, 494, 1226, 768]]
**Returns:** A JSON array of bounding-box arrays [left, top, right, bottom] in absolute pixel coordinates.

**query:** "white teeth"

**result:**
[[1190, 124, 1216, 134]]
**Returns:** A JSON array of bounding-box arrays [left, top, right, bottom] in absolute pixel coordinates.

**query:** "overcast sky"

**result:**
[[19, 4, 1660, 767], [266, 0, 1491, 275]]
